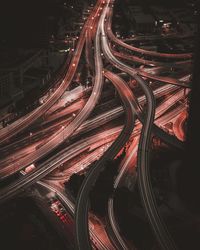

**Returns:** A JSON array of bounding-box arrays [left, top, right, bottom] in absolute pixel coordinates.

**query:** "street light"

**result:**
[[29, 132, 33, 144], [62, 126, 65, 141]]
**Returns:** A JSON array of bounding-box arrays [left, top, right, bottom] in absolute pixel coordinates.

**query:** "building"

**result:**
[[151, 6, 174, 26], [0, 73, 13, 97], [128, 6, 155, 33], [133, 13, 155, 33], [0, 49, 50, 108]]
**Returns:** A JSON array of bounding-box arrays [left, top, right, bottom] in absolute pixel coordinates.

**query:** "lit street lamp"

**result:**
[[29, 132, 33, 144]]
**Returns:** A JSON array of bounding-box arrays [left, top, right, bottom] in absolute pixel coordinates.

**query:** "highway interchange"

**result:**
[[0, 0, 192, 249]]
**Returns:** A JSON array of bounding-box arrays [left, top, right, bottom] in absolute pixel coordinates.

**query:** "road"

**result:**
[[0, 0, 106, 178], [0, 0, 104, 144], [112, 49, 192, 68], [75, 7, 138, 245], [101, 6, 184, 150], [136, 50, 177, 250], [173, 110, 187, 141], [0, 0, 192, 249], [106, 6, 192, 60], [0, 82, 179, 160], [102, 3, 179, 249], [0, 96, 186, 204], [0, 127, 122, 204], [33, 180, 114, 250]]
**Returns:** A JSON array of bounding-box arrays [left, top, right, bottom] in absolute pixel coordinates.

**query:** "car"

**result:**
[[24, 164, 36, 173]]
